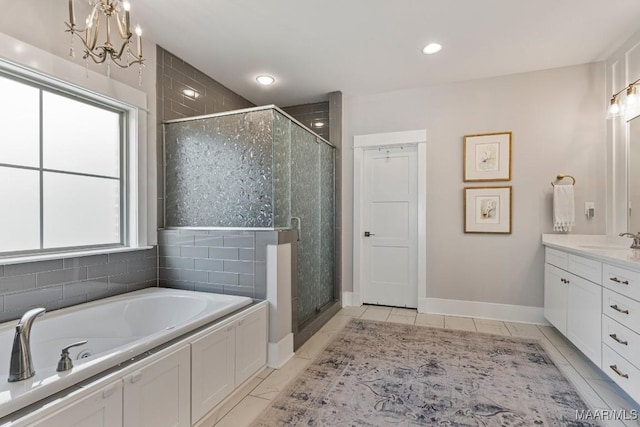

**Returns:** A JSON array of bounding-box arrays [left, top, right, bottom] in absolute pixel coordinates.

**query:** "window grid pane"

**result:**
[[0, 72, 124, 255]]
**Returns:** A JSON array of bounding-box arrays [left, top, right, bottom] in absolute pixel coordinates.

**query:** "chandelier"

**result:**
[[65, 0, 144, 79]]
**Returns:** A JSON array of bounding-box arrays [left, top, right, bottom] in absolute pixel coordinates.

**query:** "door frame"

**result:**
[[352, 129, 427, 311]]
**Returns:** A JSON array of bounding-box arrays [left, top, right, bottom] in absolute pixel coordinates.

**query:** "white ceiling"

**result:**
[[134, 0, 640, 107]]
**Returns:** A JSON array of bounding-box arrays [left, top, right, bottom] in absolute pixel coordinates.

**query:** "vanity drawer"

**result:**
[[603, 263, 640, 302], [603, 344, 640, 404], [568, 254, 602, 284], [602, 315, 640, 370], [603, 288, 640, 333], [545, 248, 568, 270]]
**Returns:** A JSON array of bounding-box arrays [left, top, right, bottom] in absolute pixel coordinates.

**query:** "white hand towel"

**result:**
[[553, 184, 575, 232]]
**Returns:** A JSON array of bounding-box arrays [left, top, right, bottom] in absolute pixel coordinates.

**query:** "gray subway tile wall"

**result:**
[[0, 248, 157, 323], [282, 102, 330, 141], [156, 46, 255, 229], [158, 229, 277, 300]]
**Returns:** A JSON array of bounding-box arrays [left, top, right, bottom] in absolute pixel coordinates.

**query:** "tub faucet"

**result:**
[[619, 232, 640, 249], [8, 307, 46, 382]]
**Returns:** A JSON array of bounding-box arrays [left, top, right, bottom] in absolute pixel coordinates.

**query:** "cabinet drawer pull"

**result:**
[[131, 371, 143, 383], [609, 333, 629, 346], [610, 305, 630, 315], [609, 277, 630, 285], [610, 364, 630, 379], [102, 385, 115, 399]]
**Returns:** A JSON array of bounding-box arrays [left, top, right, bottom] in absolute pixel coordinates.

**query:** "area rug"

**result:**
[[253, 319, 600, 426]]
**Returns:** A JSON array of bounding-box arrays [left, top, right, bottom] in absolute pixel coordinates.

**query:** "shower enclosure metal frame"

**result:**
[[162, 105, 340, 349]]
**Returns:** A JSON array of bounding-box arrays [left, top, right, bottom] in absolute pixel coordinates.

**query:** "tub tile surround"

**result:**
[[0, 248, 157, 323], [158, 229, 278, 300]]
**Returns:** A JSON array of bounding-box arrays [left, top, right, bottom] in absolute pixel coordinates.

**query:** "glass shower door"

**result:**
[[291, 123, 320, 324]]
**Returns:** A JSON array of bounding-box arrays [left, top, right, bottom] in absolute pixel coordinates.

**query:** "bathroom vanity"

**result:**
[[542, 234, 640, 404]]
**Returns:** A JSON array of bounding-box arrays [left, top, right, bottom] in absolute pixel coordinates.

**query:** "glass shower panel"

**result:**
[[164, 110, 274, 227], [272, 111, 291, 228], [291, 123, 321, 324], [318, 142, 335, 309]]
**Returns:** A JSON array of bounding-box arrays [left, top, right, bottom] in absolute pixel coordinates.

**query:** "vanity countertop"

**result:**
[[542, 234, 640, 270]]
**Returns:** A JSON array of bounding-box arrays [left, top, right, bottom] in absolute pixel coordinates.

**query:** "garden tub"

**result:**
[[0, 288, 252, 418]]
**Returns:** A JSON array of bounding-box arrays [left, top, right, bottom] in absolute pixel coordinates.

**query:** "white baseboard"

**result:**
[[342, 292, 362, 307], [419, 297, 549, 325], [267, 333, 294, 369]]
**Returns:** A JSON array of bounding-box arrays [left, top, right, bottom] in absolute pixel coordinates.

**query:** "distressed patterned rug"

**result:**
[[253, 319, 600, 426]]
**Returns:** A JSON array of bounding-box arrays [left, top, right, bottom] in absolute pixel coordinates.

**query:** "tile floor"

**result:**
[[201, 305, 640, 427]]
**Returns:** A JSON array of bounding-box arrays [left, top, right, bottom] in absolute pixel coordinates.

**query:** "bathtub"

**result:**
[[0, 288, 252, 419]]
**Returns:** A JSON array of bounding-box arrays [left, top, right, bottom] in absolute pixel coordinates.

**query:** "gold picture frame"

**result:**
[[463, 132, 512, 182], [464, 186, 512, 234]]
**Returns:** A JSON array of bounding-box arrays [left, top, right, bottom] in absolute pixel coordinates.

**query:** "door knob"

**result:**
[[364, 231, 375, 237]]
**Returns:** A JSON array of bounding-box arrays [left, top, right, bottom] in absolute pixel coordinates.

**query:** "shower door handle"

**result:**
[[291, 217, 302, 242]]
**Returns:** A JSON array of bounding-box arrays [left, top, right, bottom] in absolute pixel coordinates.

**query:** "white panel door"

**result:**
[[191, 323, 236, 425], [567, 273, 602, 366], [362, 147, 418, 308], [30, 380, 123, 427], [235, 305, 268, 386], [544, 264, 568, 335], [123, 345, 191, 427]]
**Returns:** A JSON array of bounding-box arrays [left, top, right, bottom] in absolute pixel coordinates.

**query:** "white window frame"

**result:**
[[0, 32, 149, 263]]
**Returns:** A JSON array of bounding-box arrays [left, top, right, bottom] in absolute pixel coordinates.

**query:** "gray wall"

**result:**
[[158, 229, 277, 299], [342, 62, 607, 308], [0, 249, 157, 322]]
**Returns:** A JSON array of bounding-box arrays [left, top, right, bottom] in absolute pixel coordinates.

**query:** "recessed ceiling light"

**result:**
[[182, 89, 200, 99], [256, 75, 275, 86], [312, 121, 325, 128], [422, 43, 442, 55]]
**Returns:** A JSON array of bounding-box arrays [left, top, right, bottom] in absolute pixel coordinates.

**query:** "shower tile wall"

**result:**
[[0, 248, 157, 322], [156, 46, 255, 228], [158, 229, 277, 299], [282, 102, 330, 141]]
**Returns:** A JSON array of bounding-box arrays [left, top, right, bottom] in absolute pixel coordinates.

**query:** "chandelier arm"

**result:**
[[89, 9, 105, 51], [112, 40, 131, 62], [84, 49, 108, 64], [114, 12, 129, 39]]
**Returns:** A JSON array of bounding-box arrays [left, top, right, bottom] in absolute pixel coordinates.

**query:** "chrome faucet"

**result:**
[[619, 232, 640, 249], [8, 308, 45, 382]]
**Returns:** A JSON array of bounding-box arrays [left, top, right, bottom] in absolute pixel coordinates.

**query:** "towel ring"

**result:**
[[551, 174, 576, 187]]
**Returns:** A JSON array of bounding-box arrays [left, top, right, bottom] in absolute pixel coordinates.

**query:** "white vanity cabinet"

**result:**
[[30, 380, 123, 427], [544, 248, 602, 366], [542, 236, 640, 404], [601, 263, 640, 402], [123, 344, 191, 427]]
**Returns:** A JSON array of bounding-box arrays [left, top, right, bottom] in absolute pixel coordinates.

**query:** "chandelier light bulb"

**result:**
[[135, 25, 142, 36], [123, 1, 131, 11]]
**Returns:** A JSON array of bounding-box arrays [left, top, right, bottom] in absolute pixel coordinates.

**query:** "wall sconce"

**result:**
[[65, 0, 144, 82], [608, 78, 640, 119]]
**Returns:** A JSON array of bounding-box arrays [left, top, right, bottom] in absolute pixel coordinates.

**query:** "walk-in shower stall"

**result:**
[[162, 106, 337, 347]]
